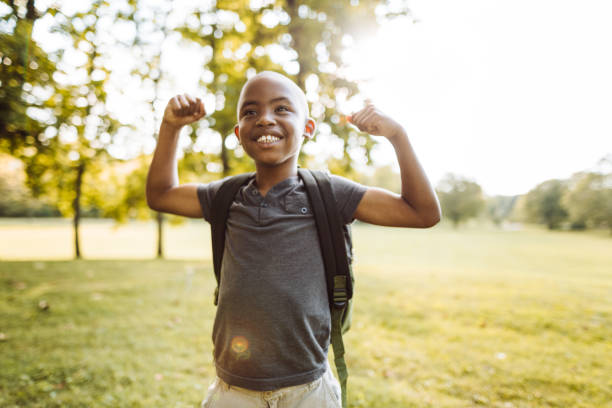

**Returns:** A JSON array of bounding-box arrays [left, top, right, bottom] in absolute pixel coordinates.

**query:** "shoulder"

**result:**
[[327, 173, 368, 224], [198, 173, 254, 195], [329, 174, 368, 197], [301, 170, 368, 200], [196, 175, 232, 200], [196, 173, 253, 221]]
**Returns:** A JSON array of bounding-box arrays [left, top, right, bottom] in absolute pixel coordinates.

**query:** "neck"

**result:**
[[254, 160, 298, 196]]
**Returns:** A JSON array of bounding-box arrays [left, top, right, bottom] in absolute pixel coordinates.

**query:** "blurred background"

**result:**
[[1, 1, 611, 407], [0, 0, 610, 258]]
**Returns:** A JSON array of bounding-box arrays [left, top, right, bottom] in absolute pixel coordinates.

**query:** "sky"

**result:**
[[343, 0, 612, 195]]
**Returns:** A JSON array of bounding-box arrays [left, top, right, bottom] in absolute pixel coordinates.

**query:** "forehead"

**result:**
[[238, 75, 303, 108]]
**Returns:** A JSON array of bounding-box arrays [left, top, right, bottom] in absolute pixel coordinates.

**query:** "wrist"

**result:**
[[160, 120, 183, 134], [387, 124, 407, 144]]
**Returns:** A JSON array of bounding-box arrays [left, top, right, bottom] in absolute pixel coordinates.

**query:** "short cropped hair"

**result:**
[[237, 71, 309, 122]]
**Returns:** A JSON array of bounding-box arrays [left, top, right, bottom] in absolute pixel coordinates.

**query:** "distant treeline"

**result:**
[[2, 153, 610, 234], [436, 156, 612, 232]]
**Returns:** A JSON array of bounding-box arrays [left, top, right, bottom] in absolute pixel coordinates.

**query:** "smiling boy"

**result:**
[[146, 71, 440, 407]]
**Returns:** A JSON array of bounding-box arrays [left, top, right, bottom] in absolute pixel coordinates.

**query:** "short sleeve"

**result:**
[[196, 177, 231, 223], [329, 174, 368, 225]]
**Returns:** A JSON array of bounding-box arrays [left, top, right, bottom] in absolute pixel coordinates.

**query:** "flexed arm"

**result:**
[[350, 102, 441, 227], [146, 94, 206, 218]]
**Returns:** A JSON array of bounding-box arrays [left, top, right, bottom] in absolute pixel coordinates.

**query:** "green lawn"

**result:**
[[1, 219, 611, 407]]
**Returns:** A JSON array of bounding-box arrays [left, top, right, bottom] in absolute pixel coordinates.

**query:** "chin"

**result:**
[[256, 155, 297, 168]]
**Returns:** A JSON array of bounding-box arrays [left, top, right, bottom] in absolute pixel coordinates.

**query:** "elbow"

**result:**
[[145, 179, 155, 210], [146, 196, 158, 212], [146, 197, 157, 211], [145, 178, 169, 212], [418, 206, 442, 228], [423, 199, 442, 227], [400, 196, 441, 228], [422, 211, 441, 228], [145, 188, 161, 212]]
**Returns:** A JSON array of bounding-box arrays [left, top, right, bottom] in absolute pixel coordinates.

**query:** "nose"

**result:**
[[256, 109, 275, 127]]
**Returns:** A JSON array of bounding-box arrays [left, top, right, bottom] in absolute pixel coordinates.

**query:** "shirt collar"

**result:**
[[247, 175, 300, 198]]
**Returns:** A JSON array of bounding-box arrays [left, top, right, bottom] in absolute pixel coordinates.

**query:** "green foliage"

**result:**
[[0, 1, 58, 155], [82, 155, 186, 227], [524, 179, 568, 230], [80, 155, 144, 223], [436, 173, 485, 227], [2, 0, 412, 255], [563, 171, 612, 232], [0, 154, 60, 217], [1, 1, 134, 256], [511, 157, 611, 232], [175, 0, 410, 177]]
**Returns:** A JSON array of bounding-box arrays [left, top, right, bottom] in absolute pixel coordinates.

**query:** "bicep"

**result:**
[[147, 183, 203, 218], [353, 187, 430, 228]]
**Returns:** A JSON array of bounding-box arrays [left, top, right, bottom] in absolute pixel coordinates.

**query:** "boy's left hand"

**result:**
[[348, 101, 404, 140]]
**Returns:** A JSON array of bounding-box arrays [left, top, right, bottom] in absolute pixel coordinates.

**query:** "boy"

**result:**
[[146, 71, 440, 407]]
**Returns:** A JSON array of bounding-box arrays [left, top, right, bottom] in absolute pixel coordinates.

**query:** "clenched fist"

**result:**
[[348, 100, 403, 141], [162, 94, 206, 129]]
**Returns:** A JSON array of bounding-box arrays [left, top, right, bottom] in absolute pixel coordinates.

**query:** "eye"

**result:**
[[276, 105, 290, 112], [243, 109, 257, 117]]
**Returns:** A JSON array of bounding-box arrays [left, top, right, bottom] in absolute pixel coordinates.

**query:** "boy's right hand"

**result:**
[[162, 94, 206, 129]]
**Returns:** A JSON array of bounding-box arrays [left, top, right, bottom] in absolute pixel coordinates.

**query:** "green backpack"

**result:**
[[207, 168, 354, 408]]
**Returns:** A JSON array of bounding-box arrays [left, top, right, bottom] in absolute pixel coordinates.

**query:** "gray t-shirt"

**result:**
[[197, 173, 367, 391]]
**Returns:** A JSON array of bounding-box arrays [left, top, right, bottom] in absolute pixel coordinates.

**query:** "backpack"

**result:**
[[208, 168, 354, 408]]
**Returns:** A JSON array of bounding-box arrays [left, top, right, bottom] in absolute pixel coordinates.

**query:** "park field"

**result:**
[[1, 219, 611, 407]]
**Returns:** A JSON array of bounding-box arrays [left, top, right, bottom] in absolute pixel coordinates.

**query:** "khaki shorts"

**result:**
[[201, 365, 341, 408]]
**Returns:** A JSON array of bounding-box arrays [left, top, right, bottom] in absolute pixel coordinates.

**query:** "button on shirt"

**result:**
[[197, 174, 367, 391]]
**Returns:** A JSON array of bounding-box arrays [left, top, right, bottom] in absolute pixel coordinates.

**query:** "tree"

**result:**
[[111, 0, 173, 258], [436, 173, 485, 227], [563, 171, 612, 232], [35, 1, 129, 258], [99, 0, 410, 258], [91, 155, 205, 257], [0, 0, 57, 154], [175, 0, 411, 178], [2, 1, 129, 258], [0, 153, 59, 217], [523, 179, 568, 230], [3, 0, 414, 259]]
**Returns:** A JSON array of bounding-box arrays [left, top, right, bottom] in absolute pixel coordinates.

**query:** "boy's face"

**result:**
[[235, 74, 315, 169]]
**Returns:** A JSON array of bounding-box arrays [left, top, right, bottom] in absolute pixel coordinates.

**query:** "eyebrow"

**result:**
[[240, 97, 292, 110]]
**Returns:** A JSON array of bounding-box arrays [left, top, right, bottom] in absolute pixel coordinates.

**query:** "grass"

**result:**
[[1, 219, 611, 407]]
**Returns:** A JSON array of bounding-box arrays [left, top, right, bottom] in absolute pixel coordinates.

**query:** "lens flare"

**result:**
[[230, 336, 251, 360]]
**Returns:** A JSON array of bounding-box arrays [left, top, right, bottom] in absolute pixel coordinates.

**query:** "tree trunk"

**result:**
[[156, 211, 164, 258], [221, 134, 230, 176], [73, 162, 85, 259], [286, 0, 306, 89], [25, 0, 37, 20]]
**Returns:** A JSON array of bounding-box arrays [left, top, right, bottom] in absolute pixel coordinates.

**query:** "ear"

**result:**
[[303, 118, 316, 139], [234, 125, 241, 143]]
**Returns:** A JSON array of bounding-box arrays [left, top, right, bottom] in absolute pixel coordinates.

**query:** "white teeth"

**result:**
[[257, 134, 280, 143]]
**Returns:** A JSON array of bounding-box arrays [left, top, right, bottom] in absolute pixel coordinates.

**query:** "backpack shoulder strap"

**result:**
[[298, 168, 350, 408], [310, 170, 354, 303], [299, 169, 353, 305], [209, 172, 254, 305], [298, 168, 337, 304]]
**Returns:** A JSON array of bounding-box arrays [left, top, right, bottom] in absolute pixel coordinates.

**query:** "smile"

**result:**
[[256, 134, 281, 144]]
